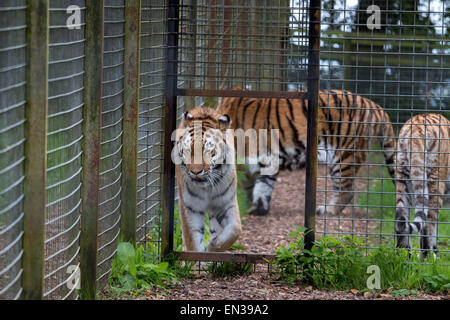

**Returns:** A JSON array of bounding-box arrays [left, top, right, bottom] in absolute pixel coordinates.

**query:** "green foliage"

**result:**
[[391, 289, 418, 297], [108, 242, 192, 295], [206, 261, 253, 278], [273, 226, 450, 294], [274, 226, 370, 289], [229, 243, 245, 251], [423, 274, 450, 292], [236, 164, 252, 218]]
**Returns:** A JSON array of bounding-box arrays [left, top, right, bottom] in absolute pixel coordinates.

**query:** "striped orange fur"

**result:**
[[175, 107, 241, 252], [218, 86, 396, 216], [395, 113, 450, 256]]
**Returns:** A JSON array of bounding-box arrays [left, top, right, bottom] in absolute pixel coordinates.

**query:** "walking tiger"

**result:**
[[174, 107, 242, 252], [217, 87, 396, 216], [395, 113, 450, 256]]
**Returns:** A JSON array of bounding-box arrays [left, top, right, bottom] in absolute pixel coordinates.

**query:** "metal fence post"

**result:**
[[22, 0, 49, 300], [161, 0, 180, 260], [80, 1, 104, 300], [120, 0, 141, 245], [304, 0, 321, 250]]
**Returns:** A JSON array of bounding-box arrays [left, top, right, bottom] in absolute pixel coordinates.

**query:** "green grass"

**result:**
[[206, 261, 254, 278], [273, 226, 450, 293], [236, 165, 252, 219]]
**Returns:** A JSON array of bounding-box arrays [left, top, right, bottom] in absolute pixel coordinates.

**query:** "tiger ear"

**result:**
[[218, 114, 231, 130], [184, 111, 194, 121]]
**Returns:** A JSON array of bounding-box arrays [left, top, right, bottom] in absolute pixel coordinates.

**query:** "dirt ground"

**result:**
[[140, 167, 448, 301], [146, 274, 446, 300]]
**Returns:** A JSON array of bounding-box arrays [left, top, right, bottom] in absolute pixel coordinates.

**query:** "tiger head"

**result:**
[[174, 107, 233, 184]]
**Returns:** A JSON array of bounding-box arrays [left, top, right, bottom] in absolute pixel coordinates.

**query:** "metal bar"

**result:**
[[183, 0, 197, 110], [161, 0, 180, 260], [120, 0, 141, 244], [177, 88, 308, 99], [22, 0, 49, 300], [304, 0, 321, 251], [174, 251, 276, 264], [80, 0, 104, 300]]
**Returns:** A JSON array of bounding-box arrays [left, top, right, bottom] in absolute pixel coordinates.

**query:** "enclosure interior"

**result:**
[[315, 0, 449, 263], [173, 0, 449, 263], [0, 0, 449, 301]]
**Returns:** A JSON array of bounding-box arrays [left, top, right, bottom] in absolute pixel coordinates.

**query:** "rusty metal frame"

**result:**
[[80, 0, 104, 300], [22, 0, 49, 300], [177, 88, 307, 99], [304, 0, 321, 250], [162, 0, 321, 263], [161, 0, 179, 259], [121, 0, 142, 245], [175, 251, 276, 264]]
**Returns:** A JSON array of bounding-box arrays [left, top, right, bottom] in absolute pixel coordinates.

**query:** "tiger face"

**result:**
[[174, 107, 232, 185]]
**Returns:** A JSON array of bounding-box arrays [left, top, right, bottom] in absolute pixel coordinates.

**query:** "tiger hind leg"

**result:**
[[316, 167, 355, 216], [240, 165, 258, 201], [394, 177, 413, 250], [418, 181, 442, 258], [420, 206, 439, 258], [247, 174, 277, 216]]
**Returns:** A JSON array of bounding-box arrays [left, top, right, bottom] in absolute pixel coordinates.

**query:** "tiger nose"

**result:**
[[190, 169, 203, 175]]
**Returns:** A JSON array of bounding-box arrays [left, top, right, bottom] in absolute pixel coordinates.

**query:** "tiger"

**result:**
[[174, 106, 242, 252], [394, 113, 450, 257], [217, 87, 396, 216]]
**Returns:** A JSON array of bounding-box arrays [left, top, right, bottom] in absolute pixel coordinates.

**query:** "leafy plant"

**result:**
[[423, 274, 450, 292], [391, 289, 419, 297], [108, 242, 190, 294], [272, 226, 450, 294]]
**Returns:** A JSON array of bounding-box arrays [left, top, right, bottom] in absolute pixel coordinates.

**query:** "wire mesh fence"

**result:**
[[0, 0, 449, 300], [0, 0, 27, 300], [0, 0, 164, 300], [137, 0, 167, 249], [44, 0, 86, 300], [97, 0, 125, 290], [177, 0, 309, 99], [170, 0, 449, 265], [316, 0, 449, 263]]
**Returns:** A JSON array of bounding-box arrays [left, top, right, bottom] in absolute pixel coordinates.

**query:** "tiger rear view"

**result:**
[[395, 113, 450, 257], [218, 87, 396, 216]]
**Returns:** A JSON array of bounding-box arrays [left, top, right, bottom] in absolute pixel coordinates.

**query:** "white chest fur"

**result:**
[[181, 164, 235, 214]]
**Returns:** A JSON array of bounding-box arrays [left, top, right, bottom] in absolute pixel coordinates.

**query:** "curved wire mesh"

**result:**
[[97, 0, 125, 290], [44, 0, 86, 300], [136, 0, 167, 247], [0, 0, 27, 300]]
